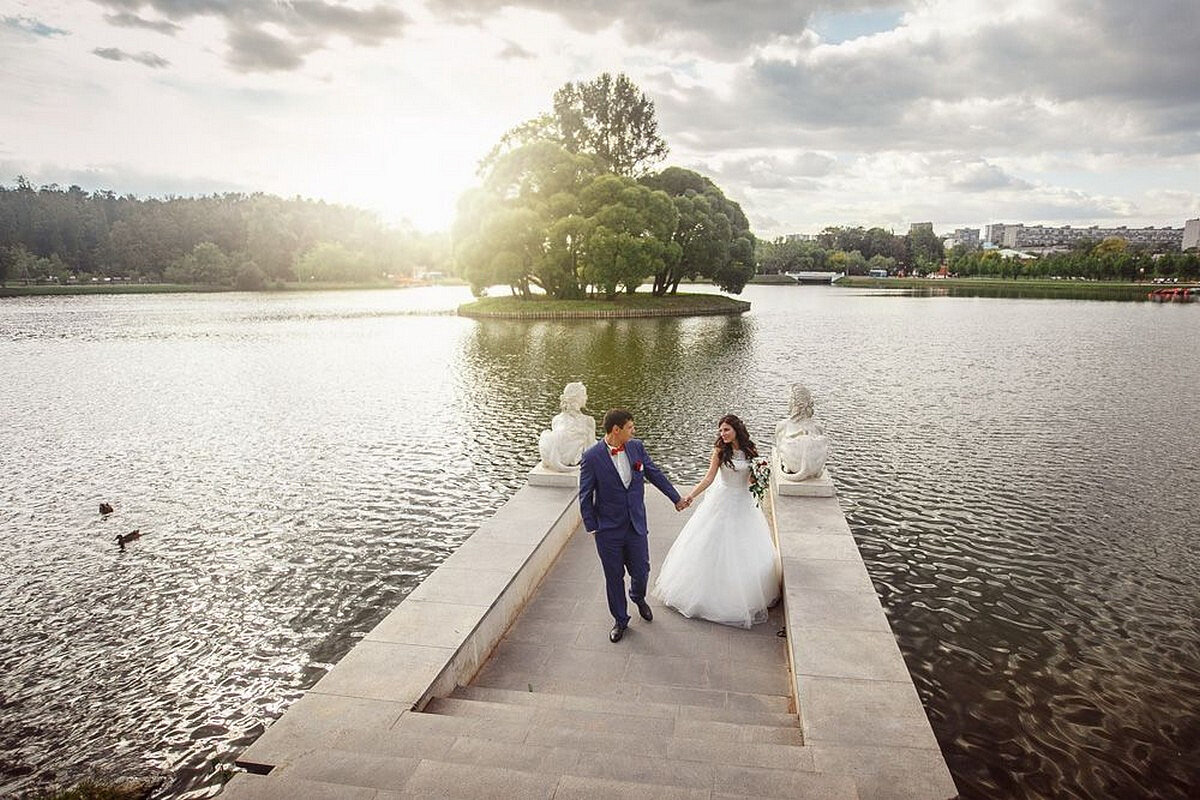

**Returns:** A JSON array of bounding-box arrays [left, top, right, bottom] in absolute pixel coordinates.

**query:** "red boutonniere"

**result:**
[[634, 461, 643, 472]]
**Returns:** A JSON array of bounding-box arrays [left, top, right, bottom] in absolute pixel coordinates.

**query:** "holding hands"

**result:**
[[674, 496, 693, 511]]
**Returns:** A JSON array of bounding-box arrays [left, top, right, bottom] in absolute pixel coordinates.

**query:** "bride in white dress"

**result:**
[[653, 415, 781, 628]]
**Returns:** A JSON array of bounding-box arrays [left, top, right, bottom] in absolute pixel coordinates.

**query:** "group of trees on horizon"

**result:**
[[946, 238, 1199, 281], [758, 225, 1199, 282], [453, 72, 756, 299], [0, 177, 449, 289], [757, 225, 945, 277]]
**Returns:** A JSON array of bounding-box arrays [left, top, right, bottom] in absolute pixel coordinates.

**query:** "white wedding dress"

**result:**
[[653, 450, 782, 628]]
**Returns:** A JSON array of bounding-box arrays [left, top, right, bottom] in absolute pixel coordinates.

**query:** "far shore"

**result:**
[[0, 280, 466, 298], [4, 275, 1193, 303], [833, 275, 1197, 301]]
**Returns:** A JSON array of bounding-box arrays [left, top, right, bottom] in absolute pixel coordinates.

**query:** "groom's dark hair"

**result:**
[[603, 409, 633, 433]]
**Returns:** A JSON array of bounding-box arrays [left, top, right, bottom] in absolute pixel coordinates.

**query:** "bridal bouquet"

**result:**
[[749, 455, 771, 507]]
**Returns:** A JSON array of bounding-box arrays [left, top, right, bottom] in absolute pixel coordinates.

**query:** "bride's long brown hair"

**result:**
[[714, 414, 758, 466]]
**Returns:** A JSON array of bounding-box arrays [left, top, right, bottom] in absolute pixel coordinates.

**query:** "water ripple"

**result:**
[[1, 287, 1198, 799]]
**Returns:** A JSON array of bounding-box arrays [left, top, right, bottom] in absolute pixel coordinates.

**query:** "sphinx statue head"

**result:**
[[775, 383, 829, 481], [559, 381, 587, 413], [788, 384, 815, 420]]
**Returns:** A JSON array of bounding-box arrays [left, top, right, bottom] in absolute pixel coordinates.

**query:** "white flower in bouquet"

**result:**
[[749, 455, 771, 507]]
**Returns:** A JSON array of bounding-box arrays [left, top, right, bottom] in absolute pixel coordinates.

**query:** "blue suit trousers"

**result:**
[[593, 522, 650, 627]]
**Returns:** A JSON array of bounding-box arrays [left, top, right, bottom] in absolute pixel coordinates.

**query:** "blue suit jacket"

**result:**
[[579, 438, 681, 536]]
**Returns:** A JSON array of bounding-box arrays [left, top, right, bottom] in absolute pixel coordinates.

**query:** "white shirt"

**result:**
[[607, 442, 632, 489]]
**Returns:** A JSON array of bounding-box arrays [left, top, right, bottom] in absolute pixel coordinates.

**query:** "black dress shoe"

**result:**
[[609, 624, 626, 643], [636, 600, 653, 622]]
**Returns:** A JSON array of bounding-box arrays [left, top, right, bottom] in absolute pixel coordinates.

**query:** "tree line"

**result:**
[[453, 73, 756, 299], [947, 239, 1200, 281], [756, 225, 944, 277], [0, 177, 447, 288], [758, 226, 1199, 281]]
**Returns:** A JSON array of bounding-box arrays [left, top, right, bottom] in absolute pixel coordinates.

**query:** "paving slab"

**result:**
[[784, 587, 896, 633], [812, 743, 958, 800], [443, 735, 583, 773], [782, 556, 878, 594], [285, 750, 421, 791], [364, 599, 490, 649], [235, 692, 406, 771], [553, 774, 710, 800], [398, 759, 558, 800], [799, 676, 944, 750], [306, 640, 452, 704], [713, 763, 860, 799], [791, 629, 913, 683]]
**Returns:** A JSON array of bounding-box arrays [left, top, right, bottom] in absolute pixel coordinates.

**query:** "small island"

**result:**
[[457, 292, 749, 319]]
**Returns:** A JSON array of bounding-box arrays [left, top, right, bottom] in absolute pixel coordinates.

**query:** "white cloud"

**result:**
[[92, 45, 169, 67], [0, 0, 1195, 236]]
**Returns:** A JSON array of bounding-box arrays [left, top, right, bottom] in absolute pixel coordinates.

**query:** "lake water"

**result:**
[[1, 286, 1197, 799]]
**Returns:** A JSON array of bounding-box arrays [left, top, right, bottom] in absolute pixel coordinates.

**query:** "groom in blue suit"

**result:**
[[579, 409, 689, 643]]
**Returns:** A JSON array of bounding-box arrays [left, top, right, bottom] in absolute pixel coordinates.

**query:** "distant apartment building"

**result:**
[[983, 224, 1019, 248], [944, 228, 980, 249], [909, 222, 934, 234], [783, 233, 816, 242], [983, 223, 1184, 250], [1184, 219, 1200, 251]]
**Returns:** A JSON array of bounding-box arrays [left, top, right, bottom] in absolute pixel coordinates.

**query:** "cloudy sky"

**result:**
[[1, 0, 1197, 237]]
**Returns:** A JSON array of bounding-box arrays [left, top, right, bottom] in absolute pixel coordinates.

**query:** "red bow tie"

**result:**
[[610, 445, 625, 455]]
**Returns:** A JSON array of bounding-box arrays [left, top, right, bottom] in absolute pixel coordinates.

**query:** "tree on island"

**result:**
[[481, 72, 668, 179], [457, 73, 755, 299], [641, 167, 756, 294]]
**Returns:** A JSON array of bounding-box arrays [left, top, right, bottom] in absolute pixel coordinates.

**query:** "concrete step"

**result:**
[[552, 774, 711, 799], [257, 742, 857, 799], [433, 735, 830, 792], [450, 684, 799, 728], [218, 771, 379, 800], [426, 696, 803, 745], [394, 757, 560, 799], [391, 710, 817, 772]]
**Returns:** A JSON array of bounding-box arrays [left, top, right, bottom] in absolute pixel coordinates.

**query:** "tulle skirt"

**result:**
[[652, 480, 782, 629]]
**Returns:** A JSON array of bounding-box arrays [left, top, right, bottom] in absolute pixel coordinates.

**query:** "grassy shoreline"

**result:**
[[457, 292, 750, 318], [834, 275, 1191, 301]]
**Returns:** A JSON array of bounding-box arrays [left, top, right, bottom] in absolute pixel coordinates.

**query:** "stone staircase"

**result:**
[[226, 684, 860, 798]]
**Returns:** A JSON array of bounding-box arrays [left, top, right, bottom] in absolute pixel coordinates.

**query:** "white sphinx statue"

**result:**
[[537, 382, 596, 472], [774, 383, 830, 482]]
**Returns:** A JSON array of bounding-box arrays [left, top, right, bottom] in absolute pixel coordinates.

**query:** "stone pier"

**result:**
[[220, 468, 957, 800]]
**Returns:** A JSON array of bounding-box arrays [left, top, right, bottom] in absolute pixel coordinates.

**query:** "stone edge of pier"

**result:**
[[769, 455, 959, 800], [232, 481, 579, 774]]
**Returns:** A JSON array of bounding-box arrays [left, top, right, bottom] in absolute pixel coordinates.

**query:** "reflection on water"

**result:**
[[1, 287, 1198, 799]]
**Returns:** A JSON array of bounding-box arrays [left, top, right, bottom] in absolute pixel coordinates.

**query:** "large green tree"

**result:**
[[906, 226, 945, 269], [456, 142, 684, 299], [455, 142, 606, 298], [640, 167, 755, 295], [553, 73, 669, 177], [481, 72, 668, 179], [456, 76, 758, 299], [579, 174, 678, 297]]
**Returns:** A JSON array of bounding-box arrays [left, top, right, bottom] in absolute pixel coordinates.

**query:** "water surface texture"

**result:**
[[1, 286, 1197, 798]]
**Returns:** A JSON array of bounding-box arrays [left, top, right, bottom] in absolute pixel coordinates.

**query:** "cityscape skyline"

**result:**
[[2, 1, 1198, 237]]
